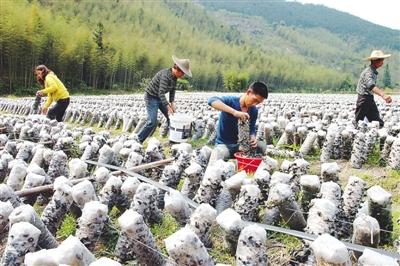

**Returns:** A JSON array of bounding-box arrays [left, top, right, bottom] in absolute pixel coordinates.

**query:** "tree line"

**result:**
[[1, 0, 391, 96]]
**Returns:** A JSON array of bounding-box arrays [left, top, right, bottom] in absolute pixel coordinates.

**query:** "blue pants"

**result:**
[[138, 93, 169, 143]]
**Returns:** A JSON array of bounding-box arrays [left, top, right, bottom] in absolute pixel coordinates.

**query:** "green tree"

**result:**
[[93, 22, 105, 52], [339, 76, 354, 92], [176, 79, 193, 91], [383, 64, 392, 88], [223, 70, 249, 92]]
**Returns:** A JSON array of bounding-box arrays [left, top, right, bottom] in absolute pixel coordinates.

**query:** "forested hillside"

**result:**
[[199, 0, 399, 87], [198, 0, 400, 49], [0, 0, 398, 95]]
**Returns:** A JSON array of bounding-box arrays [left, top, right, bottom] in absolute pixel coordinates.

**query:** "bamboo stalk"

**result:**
[[16, 177, 92, 197], [110, 157, 174, 175]]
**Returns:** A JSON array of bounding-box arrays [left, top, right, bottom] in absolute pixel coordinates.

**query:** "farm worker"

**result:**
[[138, 55, 192, 143], [207, 81, 268, 161], [354, 50, 392, 128], [35, 65, 70, 122]]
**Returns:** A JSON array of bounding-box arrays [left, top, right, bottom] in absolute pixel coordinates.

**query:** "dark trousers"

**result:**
[[47, 98, 70, 122], [354, 94, 384, 128], [138, 93, 169, 143]]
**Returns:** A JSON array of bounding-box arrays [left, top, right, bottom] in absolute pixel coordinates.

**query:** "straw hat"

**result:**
[[172, 55, 192, 77], [365, 50, 391, 61]]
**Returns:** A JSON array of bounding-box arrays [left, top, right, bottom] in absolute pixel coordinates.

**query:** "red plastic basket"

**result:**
[[234, 152, 263, 174]]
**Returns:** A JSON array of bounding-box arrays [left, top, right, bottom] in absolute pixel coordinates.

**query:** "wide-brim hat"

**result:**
[[172, 55, 192, 77], [365, 50, 391, 61]]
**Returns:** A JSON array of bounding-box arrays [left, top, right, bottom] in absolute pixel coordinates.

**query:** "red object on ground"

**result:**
[[234, 152, 263, 174]]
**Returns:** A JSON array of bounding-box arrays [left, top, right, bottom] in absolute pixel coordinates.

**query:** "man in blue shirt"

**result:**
[[207, 81, 268, 160]]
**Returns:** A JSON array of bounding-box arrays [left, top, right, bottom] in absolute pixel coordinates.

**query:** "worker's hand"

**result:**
[[36, 91, 43, 97], [41, 107, 48, 115], [168, 102, 175, 114], [250, 135, 257, 148], [233, 110, 250, 120], [383, 95, 392, 104]]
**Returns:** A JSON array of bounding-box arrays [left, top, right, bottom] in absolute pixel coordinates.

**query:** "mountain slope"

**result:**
[[197, 0, 400, 49], [196, 0, 400, 86]]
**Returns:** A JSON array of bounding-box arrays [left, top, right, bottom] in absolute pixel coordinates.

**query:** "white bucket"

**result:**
[[169, 113, 193, 143]]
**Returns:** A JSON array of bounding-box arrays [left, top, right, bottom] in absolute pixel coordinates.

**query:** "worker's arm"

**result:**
[[42, 93, 53, 112], [158, 72, 171, 108], [371, 86, 392, 103], [168, 83, 176, 114], [40, 75, 58, 95], [39, 76, 56, 109], [364, 70, 392, 104], [168, 102, 175, 114], [208, 96, 249, 120], [169, 87, 176, 104]]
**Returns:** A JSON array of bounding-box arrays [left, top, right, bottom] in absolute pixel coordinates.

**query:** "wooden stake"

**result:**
[[110, 157, 174, 175], [16, 177, 92, 197]]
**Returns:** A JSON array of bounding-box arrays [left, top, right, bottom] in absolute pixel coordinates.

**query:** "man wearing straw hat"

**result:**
[[354, 50, 392, 128], [138, 55, 192, 143]]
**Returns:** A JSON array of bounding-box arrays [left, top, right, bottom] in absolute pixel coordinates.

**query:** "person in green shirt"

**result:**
[[35, 65, 70, 122]]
